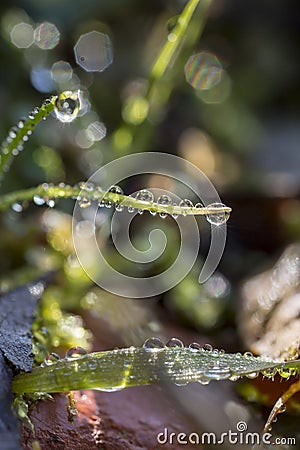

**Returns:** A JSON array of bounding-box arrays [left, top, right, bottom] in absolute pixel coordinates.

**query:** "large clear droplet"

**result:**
[[179, 199, 193, 216], [54, 90, 80, 123], [43, 352, 60, 366], [157, 195, 172, 219], [65, 346, 87, 360], [189, 342, 202, 352], [109, 185, 123, 195], [135, 189, 154, 203], [166, 338, 184, 348], [143, 337, 165, 352], [206, 202, 230, 226]]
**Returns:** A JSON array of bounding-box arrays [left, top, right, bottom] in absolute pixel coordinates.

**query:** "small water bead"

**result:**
[[189, 342, 202, 351], [143, 337, 165, 352], [246, 372, 259, 379], [278, 403, 287, 414], [115, 204, 124, 212], [243, 351, 253, 358], [198, 378, 210, 385], [18, 119, 25, 129], [23, 135, 29, 142], [9, 127, 18, 139], [109, 185, 124, 195], [44, 352, 60, 366], [135, 189, 154, 203], [171, 203, 179, 219], [262, 368, 277, 379], [202, 343, 213, 352], [278, 367, 293, 379], [206, 202, 230, 226], [205, 362, 231, 380], [33, 195, 45, 206], [96, 386, 125, 392], [229, 374, 240, 381], [79, 198, 91, 208], [46, 199, 55, 208], [179, 199, 193, 216], [54, 91, 80, 123], [103, 186, 122, 208], [174, 379, 188, 387], [195, 202, 203, 209], [12, 203, 23, 213], [157, 195, 172, 219], [65, 346, 87, 360], [166, 338, 184, 348], [79, 181, 94, 191]]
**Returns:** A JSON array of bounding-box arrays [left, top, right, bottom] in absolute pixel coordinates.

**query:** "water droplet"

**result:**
[[109, 185, 124, 195], [79, 181, 94, 191], [179, 199, 193, 216], [157, 195, 172, 218], [135, 189, 154, 214], [262, 368, 277, 379], [205, 362, 231, 380], [203, 343, 213, 352], [43, 352, 60, 366], [246, 372, 259, 379], [46, 199, 55, 208], [171, 203, 179, 219], [229, 374, 240, 381], [11, 203, 23, 212], [96, 386, 125, 392], [174, 379, 188, 387], [115, 204, 124, 212], [278, 367, 292, 379], [198, 378, 210, 385], [9, 127, 18, 139], [166, 338, 184, 348], [65, 346, 87, 360], [54, 90, 80, 123], [243, 351, 253, 358], [189, 342, 202, 351], [23, 135, 29, 142], [278, 403, 287, 413], [33, 195, 45, 206], [206, 202, 230, 226], [219, 349, 225, 355], [135, 189, 154, 203], [18, 119, 25, 129], [143, 337, 165, 352], [79, 198, 91, 208], [195, 202, 203, 209]]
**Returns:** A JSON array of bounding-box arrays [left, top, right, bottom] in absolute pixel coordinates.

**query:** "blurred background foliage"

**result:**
[[0, 0, 299, 349]]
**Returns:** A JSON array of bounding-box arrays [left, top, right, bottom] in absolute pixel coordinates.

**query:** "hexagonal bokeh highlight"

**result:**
[[10, 22, 34, 48], [74, 31, 113, 72], [184, 52, 222, 91], [51, 60, 73, 83], [34, 22, 60, 50]]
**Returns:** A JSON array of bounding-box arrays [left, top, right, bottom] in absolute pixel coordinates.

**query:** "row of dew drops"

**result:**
[[0, 98, 54, 169], [41, 338, 296, 392], [30, 182, 230, 226], [75, 182, 230, 226]]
